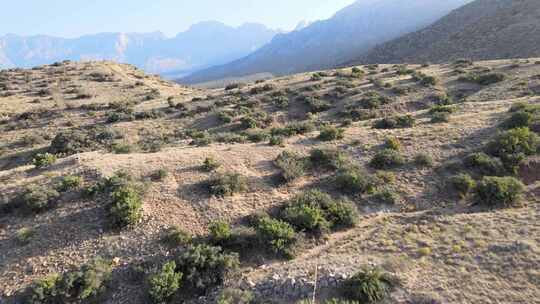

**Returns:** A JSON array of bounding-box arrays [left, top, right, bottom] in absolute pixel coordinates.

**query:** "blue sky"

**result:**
[[1, 0, 356, 37]]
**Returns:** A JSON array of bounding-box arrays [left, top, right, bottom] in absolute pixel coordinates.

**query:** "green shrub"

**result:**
[[57, 175, 83, 192], [240, 116, 258, 129], [218, 111, 234, 124], [283, 202, 329, 234], [318, 125, 345, 141], [373, 115, 415, 129], [335, 167, 376, 195], [428, 105, 456, 115], [111, 142, 133, 154], [430, 112, 450, 123], [500, 111, 532, 129], [207, 173, 248, 197], [271, 121, 316, 137], [371, 189, 399, 205], [27, 259, 113, 303], [448, 174, 475, 198], [245, 130, 269, 143], [324, 199, 358, 229], [459, 72, 506, 85], [369, 149, 405, 169], [174, 244, 239, 292], [21, 185, 60, 213], [285, 190, 357, 231], [163, 226, 192, 247], [32, 153, 57, 169], [485, 127, 540, 173], [269, 136, 284, 146], [463, 152, 504, 176], [152, 169, 168, 181], [384, 137, 401, 151], [475, 176, 525, 207], [414, 153, 433, 167], [309, 148, 349, 171], [202, 157, 221, 172], [109, 185, 143, 228], [16, 227, 35, 245], [274, 151, 306, 182], [305, 96, 332, 113], [343, 267, 393, 303], [209, 220, 232, 244], [217, 288, 254, 304], [255, 217, 296, 256], [148, 261, 182, 304]]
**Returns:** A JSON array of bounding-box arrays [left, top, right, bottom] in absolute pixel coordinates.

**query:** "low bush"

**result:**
[[448, 173, 475, 198], [384, 137, 401, 151], [32, 153, 57, 169], [459, 72, 506, 85], [202, 157, 221, 172], [369, 149, 405, 169], [57, 175, 83, 192], [463, 152, 505, 176], [342, 267, 393, 303], [27, 258, 113, 303], [335, 167, 376, 195], [21, 185, 60, 213], [414, 153, 433, 167], [209, 220, 232, 245], [318, 125, 345, 141], [255, 217, 296, 256], [430, 112, 450, 123], [162, 226, 192, 247], [274, 151, 307, 182], [309, 148, 349, 171], [217, 288, 254, 304], [271, 121, 316, 138], [373, 115, 415, 129], [148, 261, 182, 304], [109, 185, 143, 228], [207, 173, 248, 197], [304, 96, 332, 113], [174, 244, 239, 292], [500, 111, 532, 129], [16, 227, 35, 245], [371, 189, 399, 205], [475, 176, 524, 207], [151, 169, 168, 181], [485, 127, 539, 173], [284, 190, 357, 232], [269, 136, 284, 146]]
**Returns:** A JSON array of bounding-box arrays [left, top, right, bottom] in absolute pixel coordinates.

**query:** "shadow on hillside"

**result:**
[[0, 202, 106, 276]]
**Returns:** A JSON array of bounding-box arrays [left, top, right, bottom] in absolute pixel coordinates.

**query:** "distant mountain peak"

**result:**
[[294, 20, 313, 31], [0, 21, 278, 74]]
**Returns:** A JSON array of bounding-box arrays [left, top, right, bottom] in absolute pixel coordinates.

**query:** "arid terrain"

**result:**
[[0, 58, 539, 303]]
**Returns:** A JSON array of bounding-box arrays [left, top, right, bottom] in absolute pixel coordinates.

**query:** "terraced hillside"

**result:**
[[0, 59, 539, 304]]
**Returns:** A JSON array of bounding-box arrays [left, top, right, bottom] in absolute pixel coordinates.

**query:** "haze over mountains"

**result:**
[[0, 21, 277, 77], [181, 0, 473, 84], [357, 0, 540, 64]]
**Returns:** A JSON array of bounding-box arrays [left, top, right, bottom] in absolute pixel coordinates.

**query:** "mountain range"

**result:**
[[0, 21, 277, 77], [356, 0, 540, 64], [180, 0, 473, 84]]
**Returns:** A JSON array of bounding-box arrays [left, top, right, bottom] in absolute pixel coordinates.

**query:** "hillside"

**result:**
[[181, 0, 472, 85], [356, 0, 540, 64], [0, 59, 540, 303], [0, 22, 277, 75]]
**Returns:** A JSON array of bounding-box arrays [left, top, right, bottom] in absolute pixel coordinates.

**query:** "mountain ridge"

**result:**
[[0, 22, 278, 75], [180, 0, 473, 84], [355, 0, 540, 64]]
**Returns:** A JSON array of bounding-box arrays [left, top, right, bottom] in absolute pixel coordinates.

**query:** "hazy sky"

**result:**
[[1, 0, 357, 38]]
